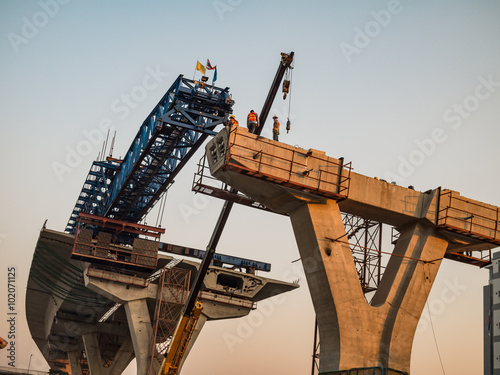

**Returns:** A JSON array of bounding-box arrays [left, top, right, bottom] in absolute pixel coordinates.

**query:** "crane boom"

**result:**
[[160, 51, 294, 375], [256, 52, 294, 135]]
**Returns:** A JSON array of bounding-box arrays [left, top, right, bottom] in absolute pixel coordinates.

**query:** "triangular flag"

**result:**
[[196, 61, 206, 75], [206, 59, 216, 70], [213, 66, 218, 83]]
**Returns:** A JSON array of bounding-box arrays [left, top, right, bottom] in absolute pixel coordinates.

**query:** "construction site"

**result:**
[[15, 51, 498, 375]]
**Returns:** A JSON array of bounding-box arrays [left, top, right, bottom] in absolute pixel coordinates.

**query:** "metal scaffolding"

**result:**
[[148, 266, 191, 375], [342, 213, 383, 296]]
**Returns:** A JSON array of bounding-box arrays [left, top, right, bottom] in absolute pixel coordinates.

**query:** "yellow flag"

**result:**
[[196, 61, 206, 75]]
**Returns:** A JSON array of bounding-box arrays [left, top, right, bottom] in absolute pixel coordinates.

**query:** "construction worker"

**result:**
[[229, 114, 239, 127], [246, 110, 259, 134], [272, 115, 280, 141]]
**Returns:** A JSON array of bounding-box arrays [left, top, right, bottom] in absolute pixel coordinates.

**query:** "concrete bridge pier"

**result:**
[[289, 199, 448, 373], [84, 273, 185, 375], [67, 350, 84, 375], [202, 125, 500, 373], [124, 299, 157, 375]]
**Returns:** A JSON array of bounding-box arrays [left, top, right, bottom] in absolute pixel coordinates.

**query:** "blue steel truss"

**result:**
[[65, 75, 234, 233]]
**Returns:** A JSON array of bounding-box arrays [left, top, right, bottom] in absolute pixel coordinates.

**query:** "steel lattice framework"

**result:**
[[148, 266, 191, 374], [342, 213, 383, 296], [65, 75, 234, 234]]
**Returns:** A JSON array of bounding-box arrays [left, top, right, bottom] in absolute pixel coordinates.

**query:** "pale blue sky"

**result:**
[[1, 1, 499, 374]]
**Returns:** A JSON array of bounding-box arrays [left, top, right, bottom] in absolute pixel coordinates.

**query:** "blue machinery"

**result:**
[[64, 74, 271, 272], [66, 75, 232, 232]]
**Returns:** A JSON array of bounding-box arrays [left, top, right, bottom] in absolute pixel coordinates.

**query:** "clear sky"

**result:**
[[1, 0, 499, 374]]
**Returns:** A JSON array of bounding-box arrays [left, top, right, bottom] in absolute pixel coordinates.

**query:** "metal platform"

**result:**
[[192, 154, 276, 213], [71, 213, 164, 272]]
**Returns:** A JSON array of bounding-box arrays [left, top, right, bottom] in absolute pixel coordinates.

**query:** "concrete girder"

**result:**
[[83, 271, 164, 303], [207, 125, 500, 255]]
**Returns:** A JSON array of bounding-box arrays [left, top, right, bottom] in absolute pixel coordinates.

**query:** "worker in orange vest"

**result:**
[[246, 110, 259, 133], [229, 114, 239, 127], [272, 115, 280, 141]]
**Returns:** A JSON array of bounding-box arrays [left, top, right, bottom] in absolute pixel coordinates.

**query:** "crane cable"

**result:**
[[286, 66, 293, 133], [156, 190, 168, 228], [422, 273, 447, 375]]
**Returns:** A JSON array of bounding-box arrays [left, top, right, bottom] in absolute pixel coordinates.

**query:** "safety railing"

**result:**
[[437, 189, 500, 246], [192, 153, 277, 213], [224, 126, 351, 200], [71, 213, 164, 271]]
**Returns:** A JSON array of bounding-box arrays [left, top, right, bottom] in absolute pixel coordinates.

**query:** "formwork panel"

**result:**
[[438, 189, 500, 244], [215, 125, 351, 200]]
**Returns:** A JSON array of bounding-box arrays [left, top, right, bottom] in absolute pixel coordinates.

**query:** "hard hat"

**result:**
[[273, 115, 278, 118], [230, 115, 235, 118]]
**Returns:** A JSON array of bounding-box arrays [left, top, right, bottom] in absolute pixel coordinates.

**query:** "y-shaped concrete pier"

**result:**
[[205, 125, 500, 374]]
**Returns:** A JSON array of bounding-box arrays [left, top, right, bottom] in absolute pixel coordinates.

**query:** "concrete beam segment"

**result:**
[[124, 299, 155, 375], [207, 125, 500, 250], [203, 266, 298, 302], [84, 270, 159, 303]]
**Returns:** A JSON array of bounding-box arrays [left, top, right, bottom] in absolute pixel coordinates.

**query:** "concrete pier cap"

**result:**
[[205, 125, 500, 374]]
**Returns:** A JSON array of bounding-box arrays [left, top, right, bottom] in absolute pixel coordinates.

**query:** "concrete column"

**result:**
[[67, 350, 83, 375], [124, 299, 154, 375], [107, 336, 135, 375], [289, 199, 448, 373], [82, 333, 107, 375]]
